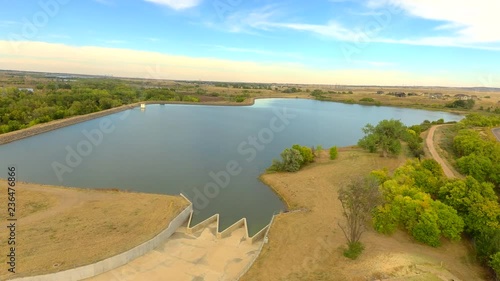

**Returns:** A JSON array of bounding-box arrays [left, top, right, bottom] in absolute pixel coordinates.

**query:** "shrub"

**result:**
[[330, 146, 338, 160], [292, 144, 314, 165], [490, 252, 500, 278], [269, 148, 303, 172], [343, 242, 364, 260], [411, 211, 442, 247], [315, 145, 323, 157], [446, 99, 475, 110], [359, 97, 375, 102], [475, 229, 500, 263]]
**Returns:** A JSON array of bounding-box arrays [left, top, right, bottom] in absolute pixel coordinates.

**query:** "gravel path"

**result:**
[[426, 125, 456, 178], [493, 127, 500, 142]]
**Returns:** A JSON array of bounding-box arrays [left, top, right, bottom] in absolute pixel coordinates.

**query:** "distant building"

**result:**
[[454, 94, 471, 100], [430, 93, 444, 99], [18, 88, 34, 93]]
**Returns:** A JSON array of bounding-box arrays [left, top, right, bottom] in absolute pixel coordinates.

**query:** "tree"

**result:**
[[358, 119, 406, 157], [438, 177, 500, 235], [292, 144, 314, 165], [329, 146, 338, 160], [373, 160, 464, 247], [269, 148, 304, 172], [338, 177, 381, 257], [490, 252, 500, 279]]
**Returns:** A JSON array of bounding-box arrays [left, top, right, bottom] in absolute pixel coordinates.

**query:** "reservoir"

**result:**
[[0, 99, 463, 234]]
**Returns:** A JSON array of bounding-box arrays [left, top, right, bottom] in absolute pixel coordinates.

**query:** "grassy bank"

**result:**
[[241, 148, 487, 281]]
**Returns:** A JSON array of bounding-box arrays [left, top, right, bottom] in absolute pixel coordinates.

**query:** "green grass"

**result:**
[[343, 241, 364, 260]]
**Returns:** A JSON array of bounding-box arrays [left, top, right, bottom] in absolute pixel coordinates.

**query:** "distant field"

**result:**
[[0, 180, 188, 280], [2, 70, 500, 114]]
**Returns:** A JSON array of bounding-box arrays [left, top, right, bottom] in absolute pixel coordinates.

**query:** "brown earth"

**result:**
[[426, 125, 458, 178], [241, 148, 488, 281], [0, 180, 188, 280]]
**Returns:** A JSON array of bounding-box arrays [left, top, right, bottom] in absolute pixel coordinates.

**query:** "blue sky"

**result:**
[[0, 0, 499, 86]]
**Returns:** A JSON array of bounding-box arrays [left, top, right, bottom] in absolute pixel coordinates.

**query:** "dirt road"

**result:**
[[426, 125, 456, 178], [493, 127, 500, 142]]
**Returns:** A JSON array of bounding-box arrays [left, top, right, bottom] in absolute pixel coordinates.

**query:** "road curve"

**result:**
[[493, 127, 500, 142], [426, 125, 456, 178]]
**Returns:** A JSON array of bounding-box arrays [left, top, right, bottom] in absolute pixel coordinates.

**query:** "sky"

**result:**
[[0, 0, 499, 87]]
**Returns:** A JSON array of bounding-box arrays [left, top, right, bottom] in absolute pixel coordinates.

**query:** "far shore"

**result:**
[[0, 99, 260, 145], [0, 96, 468, 146]]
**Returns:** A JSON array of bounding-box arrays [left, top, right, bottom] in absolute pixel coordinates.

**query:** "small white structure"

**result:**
[[140, 103, 146, 110]]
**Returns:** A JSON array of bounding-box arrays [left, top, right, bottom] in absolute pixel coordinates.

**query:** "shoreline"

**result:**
[[0, 98, 263, 146], [0, 96, 467, 146]]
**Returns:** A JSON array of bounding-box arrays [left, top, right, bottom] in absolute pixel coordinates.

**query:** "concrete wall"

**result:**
[[180, 193, 270, 245], [10, 203, 193, 281], [218, 218, 247, 239], [236, 212, 279, 280]]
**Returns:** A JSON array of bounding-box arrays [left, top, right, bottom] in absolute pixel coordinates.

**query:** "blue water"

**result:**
[[0, 99, 463, 234]]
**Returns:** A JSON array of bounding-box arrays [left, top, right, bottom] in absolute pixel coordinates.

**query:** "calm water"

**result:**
[[0, 99, 463, 234]]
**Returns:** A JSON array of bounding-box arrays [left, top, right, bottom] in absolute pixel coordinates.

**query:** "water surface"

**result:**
[[0, 99, 463, 234]]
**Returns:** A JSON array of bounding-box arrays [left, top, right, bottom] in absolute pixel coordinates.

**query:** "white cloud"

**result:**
[[369, 0, 500, 43], [144, 0, 202, 10], [229, 2, 500, 51], [0, 40, 481, 87], [258, 21, 366, 42]]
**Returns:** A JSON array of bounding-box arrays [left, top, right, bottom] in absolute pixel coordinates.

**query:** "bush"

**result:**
[[411, 211, 442, 247], [359, 97, 375, 102], [343, 242, 364, 260], [475, 229, 500, 263], [490, 252, 500, 278], [373, 161, 465, 246], [292, 144, 314, 165], [330, 146, 338, 160], [446, 99, 475, 110], [315, 145, 323, 157], [269, 148, 303, 172]]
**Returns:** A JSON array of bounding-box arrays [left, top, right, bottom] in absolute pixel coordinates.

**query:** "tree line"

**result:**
[[0, 80, 200, 134]]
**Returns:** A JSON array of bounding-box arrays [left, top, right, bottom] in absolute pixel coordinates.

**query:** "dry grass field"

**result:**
[[240, 148, 488, 281], [0, 180, 188, 280], [4, 70, 499, 112]]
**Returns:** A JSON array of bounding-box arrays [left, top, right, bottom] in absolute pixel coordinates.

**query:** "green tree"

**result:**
[[329, 146, 338, 160], [269, 148, 304, 172], [456, 153, 493, 183], [438, 177, 500, 235], [411, 211, 441, 247], [292, 144, 314, 165], [358, 119, 406, 157], [373, 161, 464, 246], [489, 252, 500, 278]]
